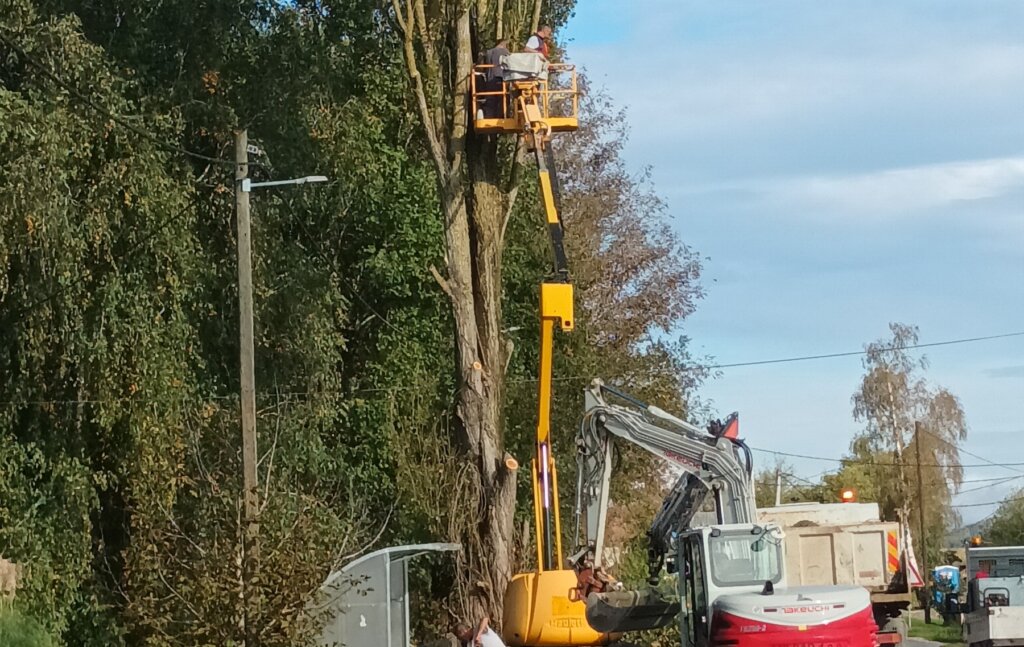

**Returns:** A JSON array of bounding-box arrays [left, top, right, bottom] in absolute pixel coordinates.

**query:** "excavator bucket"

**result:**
[[584, 590, 681, 634]]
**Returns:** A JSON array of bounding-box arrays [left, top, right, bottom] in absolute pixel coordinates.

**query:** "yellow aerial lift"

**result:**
[[471, 55, 607, 647]]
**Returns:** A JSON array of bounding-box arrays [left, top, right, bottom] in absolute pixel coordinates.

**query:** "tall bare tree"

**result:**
[[389, 0, 574, 622]]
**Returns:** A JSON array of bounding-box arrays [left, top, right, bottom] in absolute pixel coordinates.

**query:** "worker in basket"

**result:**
[[478, 38, 510, 119], [523, 25, 552, 59]]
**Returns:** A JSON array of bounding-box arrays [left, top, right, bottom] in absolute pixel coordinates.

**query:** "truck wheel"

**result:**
[[896, 619, 908, 642], [879, 618, 907, 643]]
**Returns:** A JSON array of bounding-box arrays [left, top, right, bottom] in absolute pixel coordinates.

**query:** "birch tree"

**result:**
[[849, 323, 968, 561]]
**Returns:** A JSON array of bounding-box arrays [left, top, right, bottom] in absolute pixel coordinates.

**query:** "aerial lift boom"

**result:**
[[472, 55, 606, 647]]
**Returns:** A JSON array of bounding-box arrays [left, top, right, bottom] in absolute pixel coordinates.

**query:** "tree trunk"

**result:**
[[464, 135, 518, 622], [395, 0, 536, 625]]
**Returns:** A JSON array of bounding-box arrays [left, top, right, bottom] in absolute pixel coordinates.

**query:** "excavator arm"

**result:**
[[573, 380, 756, 633]]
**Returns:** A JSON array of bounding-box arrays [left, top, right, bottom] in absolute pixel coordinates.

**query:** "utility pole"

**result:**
[[915, 420, 930, 624], [775, 469, 782, 506], [235, 129, 260, 645]]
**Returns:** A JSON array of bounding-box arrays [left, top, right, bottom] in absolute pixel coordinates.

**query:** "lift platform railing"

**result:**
[[471, 63, 579, 134]]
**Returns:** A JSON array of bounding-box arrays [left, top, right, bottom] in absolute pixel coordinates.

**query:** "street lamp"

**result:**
[[241, 175, 328, 192], [233, 129, 327, 643]]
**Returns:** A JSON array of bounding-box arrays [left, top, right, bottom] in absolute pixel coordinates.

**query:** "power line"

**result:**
[[917, 424, 1024, 476], [703, 331, 1024, 371], [780, 471, 824, 488], [953, 495, 1024, 509], [535, 331, 1024, 381], [0, 29, 237, 168], [0, 384, 445, 407], [971, 510, 1000, 526], [750, 446, 1024, 470], [957, 475, 1024, 495], [764, 470, 1022, 490], [960, 474, 1024, 485]]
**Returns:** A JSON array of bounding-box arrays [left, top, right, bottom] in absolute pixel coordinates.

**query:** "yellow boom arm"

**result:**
[[533, 144, 573, 573], [473, 58, 609, 647]]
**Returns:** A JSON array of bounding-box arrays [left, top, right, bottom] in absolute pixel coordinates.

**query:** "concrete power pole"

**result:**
[[915, 420, 930, 624], [775, 469, 782, 506], [235, 129, 260, 645]]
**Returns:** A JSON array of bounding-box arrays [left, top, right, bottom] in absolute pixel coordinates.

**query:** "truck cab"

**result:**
[[963, 544, 1024, 647]]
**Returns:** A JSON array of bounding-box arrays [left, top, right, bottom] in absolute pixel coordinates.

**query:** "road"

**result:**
[[906, 638, 945, 647]]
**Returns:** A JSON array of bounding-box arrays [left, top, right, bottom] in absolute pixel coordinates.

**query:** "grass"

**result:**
[[908, 618, 964, 644], [0, 608, 54, 647]]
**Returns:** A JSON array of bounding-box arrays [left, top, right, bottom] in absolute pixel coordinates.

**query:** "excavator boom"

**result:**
[[575, 380, 756, 635]]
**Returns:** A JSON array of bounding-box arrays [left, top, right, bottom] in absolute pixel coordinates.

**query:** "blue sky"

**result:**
[[564, 0, 1024, 525]]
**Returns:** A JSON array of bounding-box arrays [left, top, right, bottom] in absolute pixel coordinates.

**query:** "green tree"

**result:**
[[2, 2, 397, 643], [985, 489, 1024, 546], [1, 2, 203, 639], [845, 323, 968, 565], [390, 0, 582, 621], [0, 608, 54, 647]]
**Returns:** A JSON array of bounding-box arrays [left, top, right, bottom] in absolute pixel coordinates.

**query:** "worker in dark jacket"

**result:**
[[480, 39, 509, 118]]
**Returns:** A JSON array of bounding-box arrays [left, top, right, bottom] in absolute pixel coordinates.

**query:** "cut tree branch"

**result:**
[[430, 264, 455, 301], [339, 503, 395, 564]]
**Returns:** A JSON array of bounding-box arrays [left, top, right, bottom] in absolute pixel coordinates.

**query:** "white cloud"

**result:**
[[771, 156, 1024, 215], [573, 42, 1024, 143], [665, 155, 1024, 217]]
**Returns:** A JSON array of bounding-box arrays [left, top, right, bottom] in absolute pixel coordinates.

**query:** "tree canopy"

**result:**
[[985, 490, 1024, 546], [1, 0, 709, 643]]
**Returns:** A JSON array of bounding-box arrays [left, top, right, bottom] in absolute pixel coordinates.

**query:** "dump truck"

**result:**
[[757, 502, 912, 645]]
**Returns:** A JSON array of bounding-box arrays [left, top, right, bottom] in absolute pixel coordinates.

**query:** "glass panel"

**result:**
[[682, 538, 696, 647], [708, 529, 783, 587]]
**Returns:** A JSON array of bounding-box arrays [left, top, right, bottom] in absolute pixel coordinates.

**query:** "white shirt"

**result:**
[[525, 35, 543, 51], [478, 628, 506, 647]]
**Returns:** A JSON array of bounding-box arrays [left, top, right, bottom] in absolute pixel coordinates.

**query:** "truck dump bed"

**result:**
[[758, 504, 902, 593]]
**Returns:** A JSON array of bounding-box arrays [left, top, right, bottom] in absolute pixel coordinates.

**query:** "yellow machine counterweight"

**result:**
[[471, 56, 612, 647]]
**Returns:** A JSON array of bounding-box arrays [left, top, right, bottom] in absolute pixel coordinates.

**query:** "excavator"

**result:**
[[471, 53, 877, 647], [576, 381, 879, 647]]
